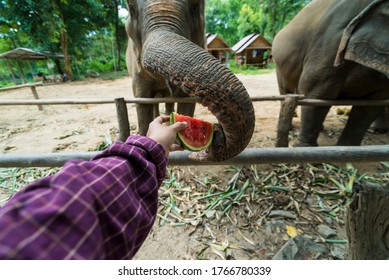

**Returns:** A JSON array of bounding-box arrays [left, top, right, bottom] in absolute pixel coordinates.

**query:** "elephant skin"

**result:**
[[125, 0, 255, 161], [273, 0, 389, 147]]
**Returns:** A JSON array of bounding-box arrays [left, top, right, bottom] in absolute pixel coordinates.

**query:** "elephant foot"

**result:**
[[368, 127, 389, 134], [188, 149, 210, 162], [292, 139, 319, 147], [374, 128, 389, 134]]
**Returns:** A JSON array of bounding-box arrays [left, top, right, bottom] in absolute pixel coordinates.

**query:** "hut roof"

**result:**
[[206, 34, 231, 51], [0, 47, 64, 60], [232, 33, 272, 54]]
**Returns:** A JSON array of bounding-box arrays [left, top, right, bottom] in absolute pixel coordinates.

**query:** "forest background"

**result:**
[[0, 0, 311, 86]]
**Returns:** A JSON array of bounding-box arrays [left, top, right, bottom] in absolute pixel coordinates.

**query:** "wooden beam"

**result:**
[[115, 97, 130, 142], [347, 183, 389, 259], [0, 145, 387, 168]]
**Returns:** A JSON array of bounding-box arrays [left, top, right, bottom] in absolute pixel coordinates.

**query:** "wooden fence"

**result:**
[[0, 93, 388, 167], [0, 145, 388, 168], [0, 82, 43, 110]]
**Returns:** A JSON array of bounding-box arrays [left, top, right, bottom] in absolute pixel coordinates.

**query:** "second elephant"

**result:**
[[273, 0, 389, 147]]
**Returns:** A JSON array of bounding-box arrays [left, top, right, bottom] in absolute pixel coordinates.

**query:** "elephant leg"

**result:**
[[369, 107, 388, 134], [294, 106, 331, 147], [276, 95, 299, 147], [136, 103, 154, 136], [165, 102, 175, 115], [337, 106, 382, 146], [173, 88, 196, 117], [153, 104, 160, 119], [177, 103, 195, 117]]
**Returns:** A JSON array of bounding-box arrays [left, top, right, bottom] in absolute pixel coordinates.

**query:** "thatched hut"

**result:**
[[206, 34, 231, 67], [232, 33, 272, 67]]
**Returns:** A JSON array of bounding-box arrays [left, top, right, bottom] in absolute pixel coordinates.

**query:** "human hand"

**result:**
[[146, 115, 187, 154]]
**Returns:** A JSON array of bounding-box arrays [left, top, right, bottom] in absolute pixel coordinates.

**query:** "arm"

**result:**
[[0, 117, 187, 260]]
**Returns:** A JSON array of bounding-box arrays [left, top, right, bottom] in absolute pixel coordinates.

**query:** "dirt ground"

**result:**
[[1, 72, 388, 259]]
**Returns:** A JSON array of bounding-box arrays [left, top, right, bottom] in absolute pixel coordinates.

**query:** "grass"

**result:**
[[158, 162, 389, 227], [1, 161, 387, 260], [1, 162, 388, 225], [229, 63, 276, 75], [0, 167, 59, 205]]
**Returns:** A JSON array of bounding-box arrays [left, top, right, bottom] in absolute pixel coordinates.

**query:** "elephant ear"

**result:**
[[334, 0, 389, 76]]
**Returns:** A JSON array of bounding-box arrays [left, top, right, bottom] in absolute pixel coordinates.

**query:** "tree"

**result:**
[[3, 0, 106, 80], [101, 0, 128, 71], [206, 0, 312, 45], [236, 4, 261, 39], [257, 0, 311, 40], [206, 0, 242, 46]]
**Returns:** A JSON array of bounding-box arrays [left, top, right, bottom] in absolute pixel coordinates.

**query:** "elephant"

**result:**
[[370, 107, 389, 133], [272, 0, 389, 147], [125, 0, 255, 162]]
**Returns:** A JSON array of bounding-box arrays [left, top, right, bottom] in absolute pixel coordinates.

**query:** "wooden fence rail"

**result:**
[[1, 95, 388, 167], [0, 82, 44, 110], [1, 145, 388, 168], [1, 96, 389, 106]]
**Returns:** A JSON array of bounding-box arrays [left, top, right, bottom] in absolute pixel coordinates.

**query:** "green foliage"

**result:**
[[1, 0, 312, 84], [0, 0, 128, 82], [229, 60, 276, 75], [86, 58, 118, 73], [206, 0, 312, 45]]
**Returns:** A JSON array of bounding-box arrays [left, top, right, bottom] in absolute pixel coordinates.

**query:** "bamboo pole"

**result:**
[[0, 145, 388, 168], [30, 86, 44, 111], [0, 82, 43, 92], [115, 97, 130, 142], [0, 97, 388, 106]]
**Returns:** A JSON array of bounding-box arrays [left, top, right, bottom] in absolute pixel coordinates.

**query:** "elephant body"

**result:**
[[126, 0, 206, 136], [273, 0, 389, 147], [125, 0, 255, 161]]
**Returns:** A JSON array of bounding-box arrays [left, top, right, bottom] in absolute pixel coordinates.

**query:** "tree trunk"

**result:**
[[54, 59, 64, 75], [347, 183, 389, 259], [116, 29, 122, 71], [16, 60, 26, 84], [6, 60, 18, 85], [60, 30, 74, 80], [114, 0, 122, 71]]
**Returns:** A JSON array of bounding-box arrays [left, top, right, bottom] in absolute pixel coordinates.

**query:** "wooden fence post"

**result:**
[[347, 183, 389, 259], [115, 97, 130, 142], [30, 86, 44, 111], [276, 94, 299, 147]]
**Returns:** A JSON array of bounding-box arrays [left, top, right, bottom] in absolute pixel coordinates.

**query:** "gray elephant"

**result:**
[[370, 107, 389, 133], [273, 0, 389, 147], [125, 0, 255, 162]]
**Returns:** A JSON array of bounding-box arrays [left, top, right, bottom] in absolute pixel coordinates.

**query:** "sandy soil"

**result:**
[[0, 72, 388, 259]]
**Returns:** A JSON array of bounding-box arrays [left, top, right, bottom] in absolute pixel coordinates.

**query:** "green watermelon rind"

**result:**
[[170, 112, 214, 151]]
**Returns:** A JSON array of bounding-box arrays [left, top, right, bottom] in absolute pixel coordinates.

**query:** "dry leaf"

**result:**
[[286, 225, 299, 238]]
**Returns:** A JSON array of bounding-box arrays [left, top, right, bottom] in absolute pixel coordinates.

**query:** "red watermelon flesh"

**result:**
[[170, 112, 214, 151]]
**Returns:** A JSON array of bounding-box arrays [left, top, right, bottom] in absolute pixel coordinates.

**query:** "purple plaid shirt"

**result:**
[[0, 136, 167, 259]]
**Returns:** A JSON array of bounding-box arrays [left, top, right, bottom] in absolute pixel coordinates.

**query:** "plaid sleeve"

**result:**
[[0, 136, 168, 259]]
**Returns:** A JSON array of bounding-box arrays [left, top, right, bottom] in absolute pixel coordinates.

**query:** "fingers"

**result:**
[[151, 115, 167, 125], [158, 115, 170, 123], [169, 144, 184, 152], [171, 121, 188, 132]]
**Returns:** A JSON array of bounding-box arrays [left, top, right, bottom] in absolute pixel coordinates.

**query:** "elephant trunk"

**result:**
[[142, 30, 255, 162]]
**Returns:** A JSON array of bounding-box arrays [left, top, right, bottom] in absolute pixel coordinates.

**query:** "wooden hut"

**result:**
[[232, 33, 272, 67], [0, 48, 66, 84], [206, 34, 231, 67]]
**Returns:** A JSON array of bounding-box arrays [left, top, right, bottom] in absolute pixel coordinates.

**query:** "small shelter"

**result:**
[[206, 34, 231, 67], [0, 47, 66, 85], [232, 33, 272, 67], [0, 48, 64, 61]]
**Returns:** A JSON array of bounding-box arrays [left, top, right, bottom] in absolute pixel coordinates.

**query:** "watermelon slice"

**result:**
[[170, 112, 214, 151]]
